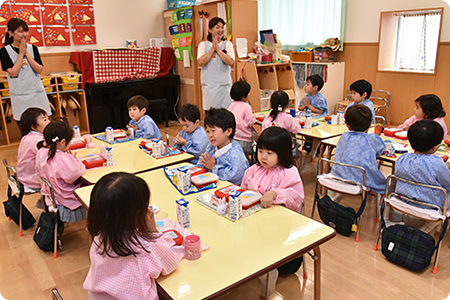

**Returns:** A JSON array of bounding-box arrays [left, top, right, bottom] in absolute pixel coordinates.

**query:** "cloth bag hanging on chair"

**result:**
[[3, 184, 36, 230], [33, 204, 64, 251]]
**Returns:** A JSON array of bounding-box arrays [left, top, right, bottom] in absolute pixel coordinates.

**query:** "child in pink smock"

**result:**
[[261, 90, 301, 134], [35, 118, 86, 222], [84, 172, 182, 300], [241, 126, 304, 298], [227, 79, 256, 159], [16, 107, 50, 191], [398, 94, 447, 138]]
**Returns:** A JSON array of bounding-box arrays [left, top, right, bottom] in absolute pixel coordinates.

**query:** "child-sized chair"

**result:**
[[3, 159, 36, 237], [312, 158, 381, 242], [373, 174, 448, 274]]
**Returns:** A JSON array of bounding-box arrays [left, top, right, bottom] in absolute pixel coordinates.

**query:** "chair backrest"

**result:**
[[370, 89, 391, 107], [39, 176, 58, 209], [375, 115, 386, 128], [343, 87, 351, 101], [386, 174, 448, 217], [3, 159, 20, 195], [318, 158, 367, 186]]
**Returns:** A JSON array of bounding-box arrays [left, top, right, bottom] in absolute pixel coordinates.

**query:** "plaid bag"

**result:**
[[3, 185, 36, 230], [381, 224, 435, 271], [33, 207, 64, 252], [315, 182, 366, 237]]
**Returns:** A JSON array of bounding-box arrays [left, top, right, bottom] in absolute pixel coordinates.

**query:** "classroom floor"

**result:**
[[1, 121, 450, 300]]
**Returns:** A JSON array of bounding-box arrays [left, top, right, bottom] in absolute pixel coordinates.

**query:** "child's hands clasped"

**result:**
[[304, 96, 311, 108], [260, 190, 277, 208], [127, 123, 138, 132], [146, 208, 159, 233], [199, 152, 216, 171], [175, 133, 187, 146]]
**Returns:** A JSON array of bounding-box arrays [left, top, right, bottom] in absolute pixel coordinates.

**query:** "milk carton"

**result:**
[[151, 139, 163, 158], [105, 127, 114, 143], [229, 190, 242, 221], [177, 166, 191, 193], [176, 198, 190, 228]]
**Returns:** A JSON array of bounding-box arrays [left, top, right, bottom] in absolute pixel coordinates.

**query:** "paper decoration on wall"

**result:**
[[180, 37, 186, 47], [10, 0, 37, 3], [0, 4, 11, 26], [170, 6, 193, 62], [71, 26, 96, 44], [0, 29, 5, 45], [41, 5, 68, 25], [68, 0, 93, 4], [43, 26, 70, 46], [11, 5, 41, 25], [41, 0, 66, 4], [169, 25, 179, 35], [28, 26, 44, 46], [69, 5, 94, 25]]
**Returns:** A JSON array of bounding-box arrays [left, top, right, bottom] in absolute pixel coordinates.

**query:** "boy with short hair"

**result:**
[[227, 79, 256, 159], [173, 104, 208, 163], [126, 95, 162, 140], [199, 108, 249, 185], [393, 120, 450, 232], [332, 104, 386, 195], [346, 79, 376, 124], [298, 74, 328, 115]]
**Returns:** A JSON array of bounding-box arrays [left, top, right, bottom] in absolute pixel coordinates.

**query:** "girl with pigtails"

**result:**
[[35, 118, 87, 222], [262, 90, 301, 134]]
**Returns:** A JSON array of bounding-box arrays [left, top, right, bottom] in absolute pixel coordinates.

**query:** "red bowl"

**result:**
[[444, 139, 450, 146], [299, 120, 305, 126], [325, 116, 332, 121]]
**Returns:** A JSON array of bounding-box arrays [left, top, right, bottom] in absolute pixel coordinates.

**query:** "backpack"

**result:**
[[3, 185, 36, 230], [33, 205, 64, 252]]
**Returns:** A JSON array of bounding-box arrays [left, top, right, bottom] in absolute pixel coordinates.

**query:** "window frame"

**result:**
[[377, 7, 444, 75]]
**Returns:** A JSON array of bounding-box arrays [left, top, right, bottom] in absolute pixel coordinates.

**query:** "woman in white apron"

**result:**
[[197, 17, 235, 111], [0, 18, 51, 133]]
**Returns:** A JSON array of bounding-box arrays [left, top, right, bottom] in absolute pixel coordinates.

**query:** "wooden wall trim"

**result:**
[[343, 42, 378, 47]]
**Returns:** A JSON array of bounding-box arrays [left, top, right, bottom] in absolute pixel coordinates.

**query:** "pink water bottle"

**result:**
[[184, 234, 201, 260]]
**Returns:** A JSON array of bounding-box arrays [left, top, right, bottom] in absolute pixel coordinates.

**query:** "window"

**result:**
[[378, 8, 443, 74], [258, 0, 346, 51]]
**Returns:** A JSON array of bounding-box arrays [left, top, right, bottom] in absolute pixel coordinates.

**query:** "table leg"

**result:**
[[313, 246, 322, 300], [310, 139, 321, 160]]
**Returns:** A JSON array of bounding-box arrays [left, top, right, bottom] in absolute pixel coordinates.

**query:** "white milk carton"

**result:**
[[176, 198, 190, 228], [176, 166, 191, 193], [229, 190, 242, 221]]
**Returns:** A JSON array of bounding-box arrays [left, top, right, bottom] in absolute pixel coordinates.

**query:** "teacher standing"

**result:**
[[197, 17, 234, 111], [0, 18, 51, 132]]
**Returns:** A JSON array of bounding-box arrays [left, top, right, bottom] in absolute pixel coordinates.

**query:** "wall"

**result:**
[[340, 0, 450, 126], [38, 0, 167, 53]]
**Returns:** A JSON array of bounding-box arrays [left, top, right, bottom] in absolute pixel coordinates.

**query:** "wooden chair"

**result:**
[[374, 174, 449, 274]]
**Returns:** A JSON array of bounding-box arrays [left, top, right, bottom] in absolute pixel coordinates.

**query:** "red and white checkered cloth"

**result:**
[[93, 48, 161, 83]]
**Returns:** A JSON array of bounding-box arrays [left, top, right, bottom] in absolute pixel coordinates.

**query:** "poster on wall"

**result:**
[[11, 5, 41, 25], [41, 5, 68, 25], [43, 26, 70, 46], [71, 26, 96, 45], [0, 4, 11, 26], [69, 5, 94, 25], [28, 26, 44, 46]]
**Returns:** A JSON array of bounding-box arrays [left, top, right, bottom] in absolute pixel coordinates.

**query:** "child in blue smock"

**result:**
[[332, 104, 386, 195], [198, 108, 249, 185], [298, 74, 328, 116], [393, 120, 450, 232], [173, 104, 208, 164], [345, 79, 376, 124], [126, 95, 162, 140]]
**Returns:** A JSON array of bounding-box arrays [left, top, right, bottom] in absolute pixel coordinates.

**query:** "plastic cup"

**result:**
[[331, 115, 338, 125], [375, 125, 383, 136], [83, 134, 92, 143], [290, 109, 296, 117], [184, 234, 201, 260]]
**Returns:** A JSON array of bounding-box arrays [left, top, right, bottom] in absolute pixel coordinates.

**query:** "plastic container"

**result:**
[[291, 51, 314, 62], [69, 139, 86, 150], [239, 190, 262, 210], [313, 48, 336, 62], [59, 75, 81, 91], [79, 154, 106, 169], [191, 173, 219, 188], [106, 146, 115, 166], [215, 185, 245, 200], [384, 128, 402, 137], [105, 127, 114, 143], [41, 77, 53, 93], [184, 234, 201, 260], [1, 81, 9, 97]]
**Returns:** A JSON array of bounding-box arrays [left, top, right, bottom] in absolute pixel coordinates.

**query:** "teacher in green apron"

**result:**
[[197, 17, 235, 111], [0, 18, 51, 134]]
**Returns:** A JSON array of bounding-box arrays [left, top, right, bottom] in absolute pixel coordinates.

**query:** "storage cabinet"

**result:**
[[0, 74, 89, 148], [163, 0, 258, 113], [237, 61, 296, 112]]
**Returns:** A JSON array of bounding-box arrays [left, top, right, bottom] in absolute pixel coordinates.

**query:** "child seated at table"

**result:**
[[35, 118, 86, 222], [392, 120, 450, 232], [84, 172, 182, 299], [332, 104, 386, 198], [242, 127, 304, 298], [17, 107, 50, 193], [345, 79, 376, 124], [173, 104, 208, 164], [298, 74, 328, 116], [397, 94, 447, 138], [227, 79, 256, 160], [198, 108, 249, 185], [126, 95, 162, 140]]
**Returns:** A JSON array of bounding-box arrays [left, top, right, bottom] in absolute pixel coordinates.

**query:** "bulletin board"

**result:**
[[168, 6, 193, 61], [0, 0, 96, 47]]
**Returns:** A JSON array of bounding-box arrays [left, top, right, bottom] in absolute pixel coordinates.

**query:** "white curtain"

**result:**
[[395, 12, 441, 71], [258, 0, 346, 50]]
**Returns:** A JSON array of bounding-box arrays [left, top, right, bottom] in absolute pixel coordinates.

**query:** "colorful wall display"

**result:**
[[169, 6, 193, 61], [0, 0, 96, 47]]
